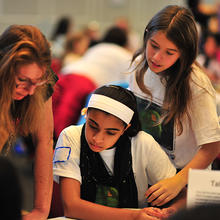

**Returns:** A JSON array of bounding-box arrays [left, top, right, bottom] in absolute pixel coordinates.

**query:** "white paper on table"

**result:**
[[187, 169, 220, 208]]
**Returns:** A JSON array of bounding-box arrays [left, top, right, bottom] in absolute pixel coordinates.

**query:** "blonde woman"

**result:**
[[0, 25, 57, 220]]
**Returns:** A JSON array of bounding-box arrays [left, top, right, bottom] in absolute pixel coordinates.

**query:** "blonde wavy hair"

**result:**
[[0, 25, 55, 150]]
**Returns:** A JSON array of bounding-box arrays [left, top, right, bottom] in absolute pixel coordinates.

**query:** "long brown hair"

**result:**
[[0, 25, 54, 150], [131, 5, 199, 135]]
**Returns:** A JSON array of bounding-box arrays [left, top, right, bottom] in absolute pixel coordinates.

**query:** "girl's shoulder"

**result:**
[[59, 124, 83, 145], [131, 130, 160, 151], [190, 63, 216, 97], [55, 125, 84, 159], [131, 131, 173, 166], [61, 124, 83, 135]]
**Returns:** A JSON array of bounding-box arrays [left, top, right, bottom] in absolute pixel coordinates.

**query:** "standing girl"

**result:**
[[53, 85, 179, 220], [129, 5, 220, 207]]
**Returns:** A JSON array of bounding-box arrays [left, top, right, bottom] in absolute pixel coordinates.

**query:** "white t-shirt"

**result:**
[[53, 125, 176, 208], [61, 43, 132, 87], [129, 64, 220, 168]]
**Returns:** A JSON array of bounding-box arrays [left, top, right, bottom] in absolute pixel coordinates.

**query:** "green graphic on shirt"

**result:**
[[136, 96, 174, 151], [139, 109, 162, 139], [95, 185, 119, 207]]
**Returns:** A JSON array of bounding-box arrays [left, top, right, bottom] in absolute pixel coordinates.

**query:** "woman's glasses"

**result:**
[[15, 75, 48, 88]]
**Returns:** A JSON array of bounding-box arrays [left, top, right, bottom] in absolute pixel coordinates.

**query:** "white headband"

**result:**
[[88, 94, 134, 124]]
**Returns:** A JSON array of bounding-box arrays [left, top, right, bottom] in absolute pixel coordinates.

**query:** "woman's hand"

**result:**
[[145, 175, 185, 206], [22, 208, 48, 220]]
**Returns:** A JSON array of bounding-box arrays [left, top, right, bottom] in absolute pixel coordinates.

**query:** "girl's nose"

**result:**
[[153, 51, 163, 61], [93, 132, 104, 144]]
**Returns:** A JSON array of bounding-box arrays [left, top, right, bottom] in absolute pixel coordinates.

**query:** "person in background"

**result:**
[[0, 156, 22, 220], [186, 0, 219, 51], [197, 32, 220, 89], [62, 26, 132, 87], [186, 0, 218, 33], [50, 16, 73, 59], [129, 5, 220, 208], [207, 14, 220, 34], [53, 85, 186, 220], [115, 16, 141, 53], [0, 25, 58, 220], [82, 21, 101, 48], [62, 31, 90, 68]]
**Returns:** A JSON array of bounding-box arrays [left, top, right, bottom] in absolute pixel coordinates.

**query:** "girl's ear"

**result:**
[[120, 124, 130, 136], [81, 107, 87, 116], [124, 124, 131, 131]]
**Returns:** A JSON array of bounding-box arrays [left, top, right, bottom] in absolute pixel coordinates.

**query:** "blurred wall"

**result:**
[[0, 0, 187, 39]]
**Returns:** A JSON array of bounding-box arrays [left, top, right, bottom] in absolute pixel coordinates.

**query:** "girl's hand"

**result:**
[[135, 207, 163, 220], [138, 207, 176, 220], [145, 176, 184, 206], [161, 207, 177, 219]]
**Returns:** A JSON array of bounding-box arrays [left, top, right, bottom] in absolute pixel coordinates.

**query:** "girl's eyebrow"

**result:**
[[89, 118, 120, 131], [150, 39, 178, 52], [89, 118, 98, 126]]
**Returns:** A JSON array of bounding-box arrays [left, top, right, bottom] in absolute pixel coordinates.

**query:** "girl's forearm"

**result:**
[[64, 199, 141, 220], [176, 141, 220, 187]]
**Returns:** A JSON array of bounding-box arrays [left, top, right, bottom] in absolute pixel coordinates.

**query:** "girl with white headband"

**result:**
[[52, 85, 183, 220]]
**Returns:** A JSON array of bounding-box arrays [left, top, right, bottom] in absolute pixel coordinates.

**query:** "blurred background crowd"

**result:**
[[50, 0, 220, 149]]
